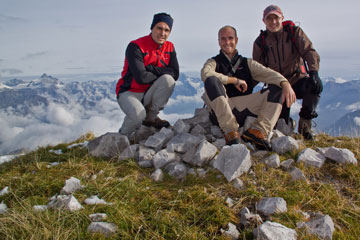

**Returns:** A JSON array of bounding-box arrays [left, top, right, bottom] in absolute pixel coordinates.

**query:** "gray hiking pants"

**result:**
[[117, 74, 175, 135]]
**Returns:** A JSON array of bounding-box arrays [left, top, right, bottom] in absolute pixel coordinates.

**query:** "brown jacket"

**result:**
[[253, 26, 320, 84]]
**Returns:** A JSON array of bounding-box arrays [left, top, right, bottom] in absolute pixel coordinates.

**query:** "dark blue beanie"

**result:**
[[150, 13, 173, 30]]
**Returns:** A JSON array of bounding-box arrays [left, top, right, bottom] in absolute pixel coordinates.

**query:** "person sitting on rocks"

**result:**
[[253, 5, 322, 140], [116, 13, 179, 135], [201, 25, 296, 150]]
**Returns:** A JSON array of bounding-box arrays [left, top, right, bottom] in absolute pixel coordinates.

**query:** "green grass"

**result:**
[[0, 133, 359, 239]]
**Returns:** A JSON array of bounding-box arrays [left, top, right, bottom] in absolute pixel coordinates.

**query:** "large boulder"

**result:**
[[213, 144, 251, 182], [88, 132, 130, 158]]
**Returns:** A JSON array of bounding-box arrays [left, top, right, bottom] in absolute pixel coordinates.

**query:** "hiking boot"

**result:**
[[142, 117, 170, 129], [224, 130, 240, 145], [241, 128, 272, 151], [298, 117, 314, 140]]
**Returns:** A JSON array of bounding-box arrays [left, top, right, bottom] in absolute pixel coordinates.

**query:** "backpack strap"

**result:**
[[255, 30, 269, 67]]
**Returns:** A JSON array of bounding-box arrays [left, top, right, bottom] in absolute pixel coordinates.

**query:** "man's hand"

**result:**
[[309, 71, 323, 94], [231, 77, 247, 92], [281, 81, 296, 108]]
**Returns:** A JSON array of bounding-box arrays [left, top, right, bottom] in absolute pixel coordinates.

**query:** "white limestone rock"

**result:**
[[87, 222, 118, 236], [281, 159, 295, 170], [262, 153, 280, 168], [256, 197, 287, 216], [289, 167, 307, 181], [221, 222, 239, 240], [271, 136, 299, 155], [173, 119, 191, 134], [253, 221, 297, 240], [297, 148, 326, 168], [213, 144, 252, 182], [0, 186, 9, 196], [232, 178, 245, 190], [152, 149, 178, 169], [84, 196, 110, 205], [182, 140, 217, 167], [49, 195, 83, 211], [151, 169, 164, 182], [0, 201, 8, 214], [212, 138, 226, 151], [33, 205, 48, 212], [166, 133, 202, 153], [144, 127, 174, 151], [165, 162, 187, 179], [88, 132, 130, 158], [304, 214, 335, 240], [89, 213, 107, 222], [323, 146, 357, 165], [60, 177, 84, 195], [276, 118, 295, 136], [118, 144, 139, 161]]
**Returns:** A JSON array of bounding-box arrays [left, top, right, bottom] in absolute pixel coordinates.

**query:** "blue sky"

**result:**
[[1, 0, 359, 79]]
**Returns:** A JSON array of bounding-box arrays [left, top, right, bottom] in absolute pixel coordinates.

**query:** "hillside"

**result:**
[[0, 110, 359, 239]]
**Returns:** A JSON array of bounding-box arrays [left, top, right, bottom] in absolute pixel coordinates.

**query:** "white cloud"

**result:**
[[335, 77, 347, 83], [354, 117, 360, 127], [0, 99, 124, 154], [345, 102, 360, 111], [46, 104, 75, 126]]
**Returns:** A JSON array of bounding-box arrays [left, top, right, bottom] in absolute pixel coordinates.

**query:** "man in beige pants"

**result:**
[[201, 25, 296, 150]]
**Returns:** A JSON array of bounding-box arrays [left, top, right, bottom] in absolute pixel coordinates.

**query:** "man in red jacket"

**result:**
[[116, 13, 179, 135]]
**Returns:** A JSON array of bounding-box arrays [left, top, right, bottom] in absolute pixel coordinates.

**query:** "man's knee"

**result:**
[[204, 76, 226, 101], [157, 74, 176, 89], [127, 106, 146, 123]]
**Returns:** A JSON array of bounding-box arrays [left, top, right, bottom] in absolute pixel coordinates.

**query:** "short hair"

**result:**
[[218, 25, 237, 39]]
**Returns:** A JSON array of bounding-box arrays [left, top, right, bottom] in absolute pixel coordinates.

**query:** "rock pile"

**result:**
[[85, 107, 357, 239]]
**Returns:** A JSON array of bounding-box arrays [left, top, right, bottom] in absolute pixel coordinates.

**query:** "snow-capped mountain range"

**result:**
[[0, 73, 359, 155]]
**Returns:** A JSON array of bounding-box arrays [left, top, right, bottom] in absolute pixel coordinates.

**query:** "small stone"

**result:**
[[87, 222, 118, 236], [151, 169, 164, 182], [232, 178, 245, 190], [262, 153, 280, 168], [60, 177, 84, 195], [0, 201, 8, 214], [256, 197, 287, 216], [84, 196, 109, 205], [89, 213, 107, 222], [0, 186, 9, 196], [226, 197, 234, 207], [281, 159, 295, 170], [297, 148, 326, 168], [289, 167, 307, 181], [221, 222, 239, 240], [33, 205, 48, 212]]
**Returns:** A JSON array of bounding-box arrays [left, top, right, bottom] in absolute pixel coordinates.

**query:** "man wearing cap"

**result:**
[[253, 5, 321, 140], [116, 13, 179, 135], [201, 25, 296, 150]]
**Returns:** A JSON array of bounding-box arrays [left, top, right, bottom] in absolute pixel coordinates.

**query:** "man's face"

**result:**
[[218, 27, 238, 57], [264, 14, 284, 32], [151, 22, 171, 45]]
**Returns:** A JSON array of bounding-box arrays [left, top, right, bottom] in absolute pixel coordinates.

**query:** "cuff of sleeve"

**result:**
[[280, 80, 290, 87]]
